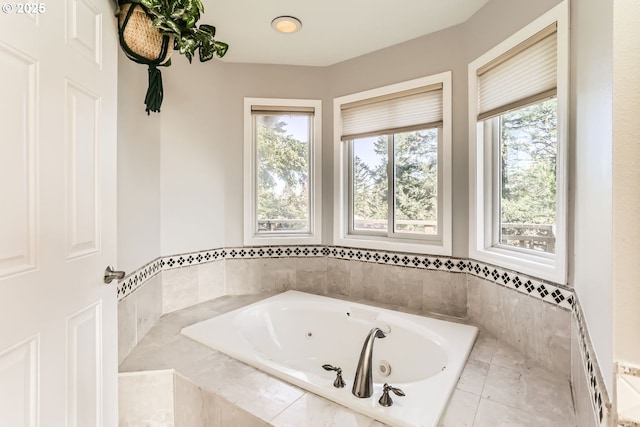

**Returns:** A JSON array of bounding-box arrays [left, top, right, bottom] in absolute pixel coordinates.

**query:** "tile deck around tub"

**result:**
[[118, 293, 576, 427]]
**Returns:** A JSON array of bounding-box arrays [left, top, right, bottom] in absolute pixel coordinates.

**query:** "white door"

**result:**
[[0, 1, 119, 426]]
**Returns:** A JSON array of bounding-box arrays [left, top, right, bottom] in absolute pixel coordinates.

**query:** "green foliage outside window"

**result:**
[[352, 130, 438, 235], [500, 98, 557, 252], [256, 116, 310, 231]]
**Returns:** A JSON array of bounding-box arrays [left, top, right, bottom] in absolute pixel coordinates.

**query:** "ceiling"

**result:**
[[201, 0, 490, 67]]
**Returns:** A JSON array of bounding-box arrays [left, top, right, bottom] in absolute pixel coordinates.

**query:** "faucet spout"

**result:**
[[352, 327, 386, 398]]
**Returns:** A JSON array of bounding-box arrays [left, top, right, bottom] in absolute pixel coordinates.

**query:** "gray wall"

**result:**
[[327, 0, 560, 258], [159, 60, 329, 254], [570, 0, 613, 393], [117, 49, 162, 273], [156, 0, 559, 258], [612, 0, 640, 371]]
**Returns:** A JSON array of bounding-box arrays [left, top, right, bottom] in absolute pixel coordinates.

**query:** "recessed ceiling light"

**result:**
[[271, 16, 302, 34]]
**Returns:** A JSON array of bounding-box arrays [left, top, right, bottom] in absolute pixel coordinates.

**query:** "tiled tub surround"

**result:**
[[119, 369, 268, 427], [119, 293, 577, 427], [616, 363, 640, 426], [181, 291, 478, 427], [117, 245, 607, 425]]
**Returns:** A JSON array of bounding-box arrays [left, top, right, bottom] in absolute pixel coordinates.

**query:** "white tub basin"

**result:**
[[182, 290, 478, 427]]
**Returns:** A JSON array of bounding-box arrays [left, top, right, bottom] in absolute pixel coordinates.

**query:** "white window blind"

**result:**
[[477, 23, 557, 121], [251, 105, 315, 115], [340, 83, 443, 141]]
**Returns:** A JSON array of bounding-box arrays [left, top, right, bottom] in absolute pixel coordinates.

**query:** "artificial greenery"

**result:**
[[126, 0, 229, 64], [116, 0, 228, 113]]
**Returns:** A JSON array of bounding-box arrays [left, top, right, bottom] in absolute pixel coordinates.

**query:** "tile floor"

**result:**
[[119, 293, 576, 427]]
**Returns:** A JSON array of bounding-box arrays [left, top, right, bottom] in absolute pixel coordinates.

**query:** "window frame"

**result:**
[[468, 1, 568, 283], [243, 97, 322, 246], [334, 72, 452, 255]]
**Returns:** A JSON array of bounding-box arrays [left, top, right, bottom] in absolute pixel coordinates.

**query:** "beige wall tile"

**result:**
[[440, 388, 481, 427], [173, 373, 209, 427], [224, 259, 258, 295], [422, 270, 467, 317], [467, 276, 570, 377], [162, 267, 199, 313], [118, 293, 137, 364], [294, 257, 328, 295], [119, 335, 215, 373], [481, 363, 574, 425], [456, 358, 489, 396], [382, 266, 424, 311], [118, 370, 175, 427], [197, 261, 226, 302], [219, 370, 305, 422], [326, 258, 350, 296], [361, 262, 389, 303], [257, 258, 296, 293], [347, 260, 367, 299], [473, 397, 569, 427], [136, 275, 163, 341], [215, 393, 271, 427], [271, 392, 385, 427]]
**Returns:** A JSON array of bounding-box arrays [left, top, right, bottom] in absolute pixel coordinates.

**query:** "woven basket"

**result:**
[[118, 3, 172, 64]]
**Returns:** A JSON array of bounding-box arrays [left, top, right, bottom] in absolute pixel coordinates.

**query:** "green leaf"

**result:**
[[194, 0, 204, 13], [169, 8, 185, 19], [199, 41, 214, 62], [199, 24, 215, 37], [213, 41, 229, 57], [164, 19, 181, 34], [138, 0, 155, 10], [185, 14, 196, 29], [178, 36, 196, 54]]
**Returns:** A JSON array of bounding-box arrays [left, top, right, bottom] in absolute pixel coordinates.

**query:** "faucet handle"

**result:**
[[322, 364, 346, 388], [378, 383, 405, 407]]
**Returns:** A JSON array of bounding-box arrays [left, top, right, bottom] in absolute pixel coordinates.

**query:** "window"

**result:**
[[469, 1, 568, 283], [244, 98, 322, 245], [334, 73, 452, 255]]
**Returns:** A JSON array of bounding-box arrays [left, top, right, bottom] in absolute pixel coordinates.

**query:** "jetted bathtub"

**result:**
[[181, 291, 478, 427]]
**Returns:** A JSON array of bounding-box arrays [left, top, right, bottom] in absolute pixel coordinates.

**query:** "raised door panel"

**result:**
[[67, 302, 102, 427], [65, 81, 101, 260], [0, 336, 39, 427], [66, 0, 102, 66], [0, 43, 37, 278]]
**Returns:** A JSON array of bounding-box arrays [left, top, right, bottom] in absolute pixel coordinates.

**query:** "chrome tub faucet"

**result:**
[[352, 327, 386, 398]]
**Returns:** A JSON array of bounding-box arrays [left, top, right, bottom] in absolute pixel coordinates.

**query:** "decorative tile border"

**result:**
[[117, 245, 602, 425], [467, 258, 574, 311], [573, 294, 610, 427], [117, 258, 162, 300], [119, 245, 575, 311]]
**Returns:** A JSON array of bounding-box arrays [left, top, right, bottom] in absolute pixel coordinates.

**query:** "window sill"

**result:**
[[335, 235, 451, 257], [244, 233, 322, 247], [469, 245, 565, 284]]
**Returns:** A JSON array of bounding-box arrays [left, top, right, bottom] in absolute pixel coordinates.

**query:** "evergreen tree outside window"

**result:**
[[468, 1, 568, 283], [334, 73, 452, 255], [244, 99, 322, 245], [349, 129, 439, 238], [255, 113, 311, 233]]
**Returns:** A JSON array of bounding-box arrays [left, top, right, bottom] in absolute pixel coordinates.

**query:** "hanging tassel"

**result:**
[[144, 64, 164, 115]]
